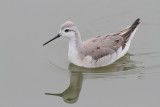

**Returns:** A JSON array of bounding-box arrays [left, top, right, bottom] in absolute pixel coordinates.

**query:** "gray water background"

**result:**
[[1, 0, 160, 107]]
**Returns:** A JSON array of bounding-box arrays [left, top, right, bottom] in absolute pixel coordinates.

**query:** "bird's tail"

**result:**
[[130, 18, 140, 29], [122, 18, 141, 41]]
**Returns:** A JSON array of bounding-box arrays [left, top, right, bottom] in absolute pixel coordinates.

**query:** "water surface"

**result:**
[[1, 0, 160, 107]]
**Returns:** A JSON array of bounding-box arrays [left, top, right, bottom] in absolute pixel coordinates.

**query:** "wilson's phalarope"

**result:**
[[43, 18, 140, 68]]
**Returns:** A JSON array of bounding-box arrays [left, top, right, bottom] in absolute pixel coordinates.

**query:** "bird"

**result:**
[[43, 18, 140, 68]]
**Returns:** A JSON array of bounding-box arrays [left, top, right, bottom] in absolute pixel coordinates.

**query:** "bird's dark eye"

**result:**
[[65, 29, 69, 32]]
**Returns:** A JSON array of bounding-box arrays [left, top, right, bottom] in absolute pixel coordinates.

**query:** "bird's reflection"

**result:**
[[45, 53, 137, 104]]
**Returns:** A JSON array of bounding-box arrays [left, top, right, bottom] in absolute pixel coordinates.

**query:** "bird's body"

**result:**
[[43, 18, 140, 68]]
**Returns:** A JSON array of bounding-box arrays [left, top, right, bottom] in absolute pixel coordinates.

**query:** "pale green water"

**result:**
[[1, 0, 160, 107]]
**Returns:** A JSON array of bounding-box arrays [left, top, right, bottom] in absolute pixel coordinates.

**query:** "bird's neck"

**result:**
[[68, 32, 84, 65]]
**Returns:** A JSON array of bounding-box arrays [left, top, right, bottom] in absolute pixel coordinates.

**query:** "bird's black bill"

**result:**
[[43, 34, 61, 46]]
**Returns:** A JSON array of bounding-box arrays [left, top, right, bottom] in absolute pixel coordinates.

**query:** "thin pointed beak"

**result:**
[[43, 34, 61, 46], [45, 93, 62, 97]]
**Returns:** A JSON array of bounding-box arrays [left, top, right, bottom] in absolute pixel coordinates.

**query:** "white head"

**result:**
[[60, 21, 78, 38], [43, 21, 79, 46]]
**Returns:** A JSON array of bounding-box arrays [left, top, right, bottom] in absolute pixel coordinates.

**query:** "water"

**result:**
[[1, 0, 160, 107]]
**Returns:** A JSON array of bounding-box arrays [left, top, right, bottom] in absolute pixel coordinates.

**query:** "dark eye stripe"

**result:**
[[65, 29, 69, 32]]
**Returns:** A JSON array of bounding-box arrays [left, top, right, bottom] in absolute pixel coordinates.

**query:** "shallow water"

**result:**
[[1, 0, 160, 107]]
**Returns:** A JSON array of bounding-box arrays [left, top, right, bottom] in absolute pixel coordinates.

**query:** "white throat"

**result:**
[[68, 34, 83, 66], [68, 39, 79, 65]]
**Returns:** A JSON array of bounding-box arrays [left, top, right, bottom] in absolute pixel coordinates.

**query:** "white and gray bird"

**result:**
[[43, 18, 140, 68]]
